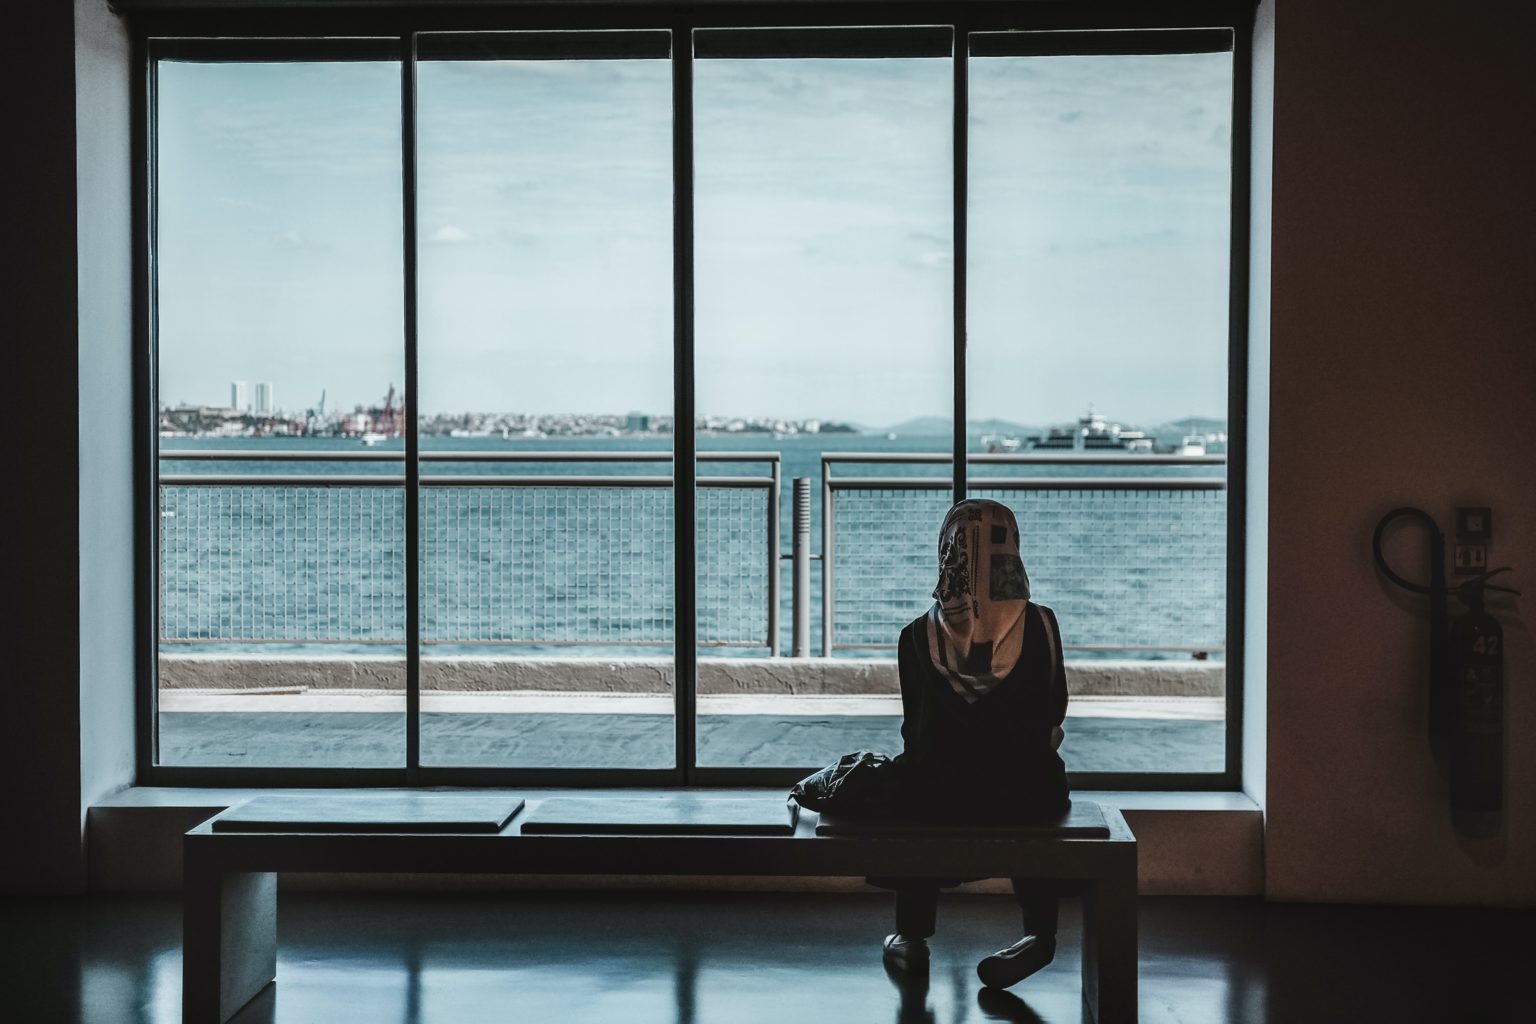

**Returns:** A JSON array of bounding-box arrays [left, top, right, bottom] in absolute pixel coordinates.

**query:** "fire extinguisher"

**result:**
[[1372, 508, 1519, 815], [1447, 571, 1513, 813]]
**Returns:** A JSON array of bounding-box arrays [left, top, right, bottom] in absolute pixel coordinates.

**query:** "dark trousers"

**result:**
[[889, 880, 1058, 941]]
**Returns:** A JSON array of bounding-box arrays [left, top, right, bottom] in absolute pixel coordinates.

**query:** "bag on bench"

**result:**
[[790, 750, 903, 817]]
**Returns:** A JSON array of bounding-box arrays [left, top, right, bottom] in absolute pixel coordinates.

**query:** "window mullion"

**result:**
[[402, 33, 422, 780], [952, 24, 967, 502], [673, 25, 698, 781]]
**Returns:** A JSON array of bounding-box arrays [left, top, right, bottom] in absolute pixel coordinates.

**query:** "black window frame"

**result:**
[[130, 1, 1255, 790]]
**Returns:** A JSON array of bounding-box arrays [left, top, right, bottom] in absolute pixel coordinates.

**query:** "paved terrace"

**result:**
[[158, 656, 1225, 771]]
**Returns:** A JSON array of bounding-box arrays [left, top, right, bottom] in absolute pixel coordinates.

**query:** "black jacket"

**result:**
[[895, 602, 1070, 821]]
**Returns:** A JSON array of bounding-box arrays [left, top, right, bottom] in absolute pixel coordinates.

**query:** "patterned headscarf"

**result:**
[[926, 499, 1032, 702]]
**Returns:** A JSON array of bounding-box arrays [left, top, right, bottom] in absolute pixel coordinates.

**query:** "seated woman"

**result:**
[[873, 498, 1069, 990]]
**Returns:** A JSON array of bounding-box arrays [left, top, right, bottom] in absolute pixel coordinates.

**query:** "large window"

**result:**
[[414, 34, 676, 770], [693, 31, 954, 768], [155, 54, 407, 768], [142, 8, 1249, 786]]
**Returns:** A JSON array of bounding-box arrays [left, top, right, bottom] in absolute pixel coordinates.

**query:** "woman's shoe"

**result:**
[[976, 934, 1055, 989], [883, 933, 931, 975]]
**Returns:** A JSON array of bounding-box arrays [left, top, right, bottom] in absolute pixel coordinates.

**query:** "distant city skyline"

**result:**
[[167, 384, 1222, 435], [156, 50, 1231, 426]]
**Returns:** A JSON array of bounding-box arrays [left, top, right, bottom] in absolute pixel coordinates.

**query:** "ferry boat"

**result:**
[[1025, 409, 1151, 453], [1027, 427, 1077, 450], [980, 433, 1022, 453]]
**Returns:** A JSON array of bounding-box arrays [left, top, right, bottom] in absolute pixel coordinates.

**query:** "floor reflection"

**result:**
[[976, 987, 1047, 1023], [884, 955, 933, 1024], [9, 892, 1532, 1023]]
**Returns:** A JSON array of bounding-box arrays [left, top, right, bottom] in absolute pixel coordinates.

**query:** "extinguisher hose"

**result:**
[[1372, 507, 1444, 595], [1373, 508, 1450, 747], [1372, 508, 1449, 663]]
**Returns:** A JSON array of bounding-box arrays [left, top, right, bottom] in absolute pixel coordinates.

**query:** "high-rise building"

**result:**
[[254, 382, 274, 416], [230, 380, 249, 412]]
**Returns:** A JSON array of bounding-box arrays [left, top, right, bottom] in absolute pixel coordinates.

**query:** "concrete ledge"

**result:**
[[88, 787, 1261, 896], [159, 655, 1224, 698]]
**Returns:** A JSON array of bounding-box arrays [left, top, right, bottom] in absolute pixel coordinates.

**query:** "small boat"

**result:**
[[981, 433, 1022, 453], [1179, 435, 1207, 457], [360, 432, 389, 446]]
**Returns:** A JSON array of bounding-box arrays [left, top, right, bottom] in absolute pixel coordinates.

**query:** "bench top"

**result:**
[[522, 795, 799, 835], [187, 790, 1134, 881], [816, 800, 1109, 838], [213, 792, 525, 833]]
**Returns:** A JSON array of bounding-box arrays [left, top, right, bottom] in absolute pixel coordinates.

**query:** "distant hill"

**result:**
[[880, 416, 952, 436], [881, 417, 1040, 437], [1150, 416, 1228, 451], [967, 418, 1042, 438], [880, 414, 1227, 444], [1156, 415, 1228, 435]]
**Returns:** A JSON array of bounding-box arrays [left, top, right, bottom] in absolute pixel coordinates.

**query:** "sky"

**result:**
[[155, 46, 1231, 427]]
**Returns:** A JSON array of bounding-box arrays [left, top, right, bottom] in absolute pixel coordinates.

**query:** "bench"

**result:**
[[182, 790, 1136, 1024]]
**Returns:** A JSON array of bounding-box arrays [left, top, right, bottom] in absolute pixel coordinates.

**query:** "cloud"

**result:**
[[1045, 227, 1180, 255], [215, 195, 273, 214], [273, 230, 330, 252], [904, 249, 953, 270], [430, 225, 474, 244]]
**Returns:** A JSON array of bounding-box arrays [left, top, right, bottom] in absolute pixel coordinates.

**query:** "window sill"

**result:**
[[89, 787, 1262, 896]]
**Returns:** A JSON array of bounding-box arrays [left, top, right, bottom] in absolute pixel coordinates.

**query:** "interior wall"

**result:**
[[0, 3, 86, 893], [12, 0, 1535, 906], [76, 0, 138, 866], [1265, 0, 1536, 904], [0, 0, 135, 894]]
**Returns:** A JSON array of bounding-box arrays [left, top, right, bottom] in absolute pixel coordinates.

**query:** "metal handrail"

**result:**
[[162, 448, 402, 461], [821, 450, 1226, 467], [157, 448, 782, 651], [834, 643, 1222, 653], [160, 474, 774, 488], [828, 476, 1225, 491], [819, 451, 1228, 656], [157, 447, 1225, 656], [159, 448, 781, 463]]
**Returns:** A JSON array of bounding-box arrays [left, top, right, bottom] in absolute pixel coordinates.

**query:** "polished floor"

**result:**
[[3, 892, 1528, 1023]]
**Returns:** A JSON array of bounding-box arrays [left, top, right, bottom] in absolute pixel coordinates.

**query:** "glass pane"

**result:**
[[693, 48, 953, 768], [415, 45, 675, 768], [967, 48, 1233, 774], [155, 59, 406, 767]]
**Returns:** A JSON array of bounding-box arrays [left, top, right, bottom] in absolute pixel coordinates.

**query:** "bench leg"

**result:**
[[183, 859, 277, 1024], [1081, 871, 1137, 1024]]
